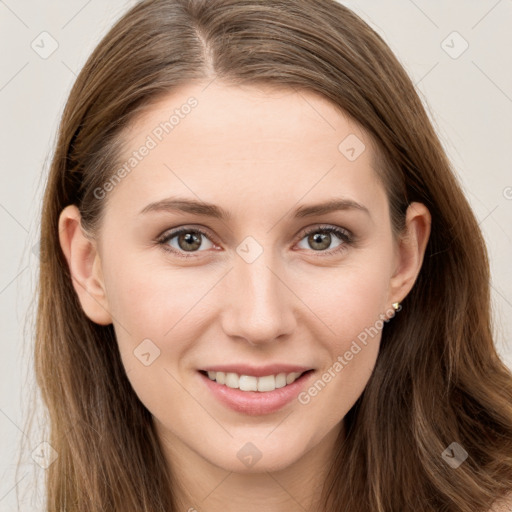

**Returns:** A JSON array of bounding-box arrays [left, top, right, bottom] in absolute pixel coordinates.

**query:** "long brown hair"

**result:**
[[29, 0, 512, 510]]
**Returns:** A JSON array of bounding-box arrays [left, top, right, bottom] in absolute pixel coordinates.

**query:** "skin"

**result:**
[[58, 81, 431, 511]]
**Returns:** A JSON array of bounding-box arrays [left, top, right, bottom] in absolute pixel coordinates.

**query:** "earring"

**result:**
[[392, 302, 401, 311]]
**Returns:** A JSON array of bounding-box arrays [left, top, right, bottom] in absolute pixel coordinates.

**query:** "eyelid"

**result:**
[[156, 223, 354, 258], [155, 225, 220, 257], [294, 224, 353, 257], [296, 223, 351, 240]]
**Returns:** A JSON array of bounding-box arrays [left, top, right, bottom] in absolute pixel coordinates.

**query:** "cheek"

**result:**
[[298, 259, 390, 401], [104, 257, 200, 417], [295, 272, 387, 429], [103, 253, 230, 403], [305, 261, 390, 344], [103, 252, 199, 334]]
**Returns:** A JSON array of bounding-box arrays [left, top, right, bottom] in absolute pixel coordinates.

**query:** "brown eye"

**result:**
[[296, 225, 353, 255], [176, 232, 203, 252], [307, 232, 332, 251], [158, 227, 215, 257]]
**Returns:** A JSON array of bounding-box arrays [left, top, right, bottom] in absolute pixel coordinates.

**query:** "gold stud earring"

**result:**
[[392, 302, 401, 311]]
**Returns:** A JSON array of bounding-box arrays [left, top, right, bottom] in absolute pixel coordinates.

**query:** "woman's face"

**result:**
[[61, 81, 430, 475]]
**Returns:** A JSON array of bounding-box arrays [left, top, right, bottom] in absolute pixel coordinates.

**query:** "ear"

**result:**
[[58, 205, 112, 325], [388, 201, 431, 309]]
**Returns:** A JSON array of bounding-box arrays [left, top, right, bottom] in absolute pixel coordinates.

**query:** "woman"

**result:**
[[32, 0, 512, 510]]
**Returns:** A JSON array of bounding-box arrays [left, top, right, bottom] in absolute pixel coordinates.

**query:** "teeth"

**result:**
[[225, 372, 239, 389], [204, 371, 305, 392], [257, 375, 275, 392], [286, 373, 297, 385], [240, 375, 258, 391], [275, 373, 287, 389]]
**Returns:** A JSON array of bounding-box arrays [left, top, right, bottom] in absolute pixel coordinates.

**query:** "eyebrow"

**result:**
[[139, 196, 371, 220]]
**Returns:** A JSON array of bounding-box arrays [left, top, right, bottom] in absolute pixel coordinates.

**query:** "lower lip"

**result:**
[[198, 370, 315, 416]]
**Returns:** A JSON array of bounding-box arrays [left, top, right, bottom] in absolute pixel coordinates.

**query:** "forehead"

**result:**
[[123, 81, 370, 160], [106, 81, 386, 221]]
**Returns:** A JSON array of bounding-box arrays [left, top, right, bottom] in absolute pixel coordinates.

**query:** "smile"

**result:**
[[198, 369, 315, 415], [201, 370, 307, 392]]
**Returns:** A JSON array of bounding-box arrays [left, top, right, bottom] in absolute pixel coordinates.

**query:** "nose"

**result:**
[[219, 247, 297, 346]]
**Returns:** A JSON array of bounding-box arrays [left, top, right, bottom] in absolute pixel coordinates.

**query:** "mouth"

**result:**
[[197, 368, 316, 415], [198, 369, 315, 392], [196, 361, 317, 415]]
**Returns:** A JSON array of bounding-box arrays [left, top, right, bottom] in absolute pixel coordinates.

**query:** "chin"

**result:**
[[202, 431, 313, 474]]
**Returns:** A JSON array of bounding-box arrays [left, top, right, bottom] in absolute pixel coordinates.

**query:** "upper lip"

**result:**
[[199, 364, 313, 377]]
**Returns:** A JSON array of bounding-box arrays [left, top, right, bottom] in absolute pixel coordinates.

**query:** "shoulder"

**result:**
[[489, 492, 512, 512]]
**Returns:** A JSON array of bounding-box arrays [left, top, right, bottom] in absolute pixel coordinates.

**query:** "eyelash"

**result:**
[[156, 224, 354, 259]]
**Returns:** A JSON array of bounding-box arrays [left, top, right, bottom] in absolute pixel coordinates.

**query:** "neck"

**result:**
[[157, 421, 344, 512]]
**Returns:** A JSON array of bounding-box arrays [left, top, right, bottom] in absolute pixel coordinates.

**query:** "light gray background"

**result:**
[[1, 1, 511, 510]]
